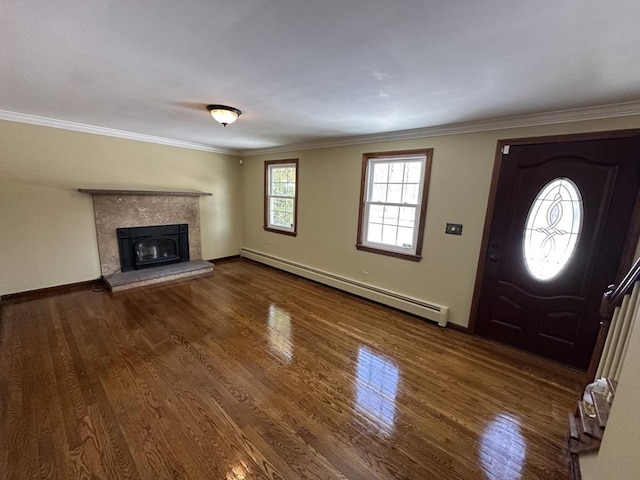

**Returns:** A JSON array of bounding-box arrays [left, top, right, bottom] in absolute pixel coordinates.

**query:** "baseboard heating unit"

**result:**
[[240, 247, 448, 327]]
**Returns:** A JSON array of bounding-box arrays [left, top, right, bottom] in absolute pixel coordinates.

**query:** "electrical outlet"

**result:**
[[445, 223, 463, 235], [362, 271, 369, 281]]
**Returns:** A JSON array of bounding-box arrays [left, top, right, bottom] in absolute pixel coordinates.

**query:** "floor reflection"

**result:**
[[268, 305, 293, 361], [355, 346, 399, 433], [225, 461, 249, 480], [479, 414, 527, 480]]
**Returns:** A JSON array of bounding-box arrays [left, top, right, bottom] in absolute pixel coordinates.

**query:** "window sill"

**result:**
[[355, 244, 422, 262], [264, 226, 297, 237]]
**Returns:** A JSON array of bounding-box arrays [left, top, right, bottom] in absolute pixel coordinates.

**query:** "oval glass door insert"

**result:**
[[523, 177, 583, 281]]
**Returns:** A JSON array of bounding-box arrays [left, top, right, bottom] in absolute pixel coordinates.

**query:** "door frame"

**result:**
[[468, 128, 640, 335]]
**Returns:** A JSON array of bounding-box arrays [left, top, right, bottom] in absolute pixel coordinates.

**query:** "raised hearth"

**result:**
[[106, 260, 214, 292]]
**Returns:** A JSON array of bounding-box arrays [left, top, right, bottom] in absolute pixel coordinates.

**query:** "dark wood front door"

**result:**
[[474, 134, 640, 370]]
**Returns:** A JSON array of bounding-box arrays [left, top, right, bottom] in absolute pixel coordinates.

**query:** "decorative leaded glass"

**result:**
[[523, 177, 583, 281]]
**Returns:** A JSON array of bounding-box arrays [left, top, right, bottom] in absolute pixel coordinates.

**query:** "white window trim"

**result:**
[[362, 156, 426, 255], [356, 149, 433, 261], [264, 160, 298, 235]]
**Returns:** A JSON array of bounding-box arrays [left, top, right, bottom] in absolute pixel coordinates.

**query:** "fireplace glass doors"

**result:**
[[117, 224, 189, 271], [136, 238, 178, 265]]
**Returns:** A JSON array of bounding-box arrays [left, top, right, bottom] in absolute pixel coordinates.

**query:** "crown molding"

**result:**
[[3, 101, 638, 158], [239, 101, 640, 157], [0, 110, 238, 155]]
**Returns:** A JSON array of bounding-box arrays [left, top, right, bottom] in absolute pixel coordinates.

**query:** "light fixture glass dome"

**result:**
[[207, 104, 241, 127]]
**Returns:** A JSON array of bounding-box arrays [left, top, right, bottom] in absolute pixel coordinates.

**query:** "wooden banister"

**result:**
[[585, 257, 640, 384], [599, 257, 640, 318]]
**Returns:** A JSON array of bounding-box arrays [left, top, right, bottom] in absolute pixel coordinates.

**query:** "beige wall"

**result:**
[[242, 116, 640, 328], [2, 116, 638, 305], [0, 120, 243, 295]]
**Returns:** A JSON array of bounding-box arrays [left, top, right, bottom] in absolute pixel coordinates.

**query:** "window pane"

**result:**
[[367, 222, 382, 243], [404, 162, 422, 183], [373, 163, 389, 183], [271, 206, 294, 228], [397, 227, 414, 248], [386, 184, 402, 203], [286, 168, 295, 182], [281, 198, 294, 212], [382, 225, 398, 245], [271, 198, 293, 213], [272, 168, 286, 182], [383, 206, 399, 225], [388, 163, 404, 183], [284, 182, 295, 197], [371, 184, 386, 202], [270, 208, 279, 225], [284, 212, 294, 226], [402, 184, 418, 204], [399, 207, 415, 227], [369, 204, 384, 223]]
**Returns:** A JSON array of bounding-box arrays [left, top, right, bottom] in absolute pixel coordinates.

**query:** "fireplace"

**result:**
[[117, 224, 189, 271]]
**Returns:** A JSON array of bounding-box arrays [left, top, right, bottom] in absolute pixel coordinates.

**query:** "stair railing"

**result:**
[[586, 256, 640, 384]]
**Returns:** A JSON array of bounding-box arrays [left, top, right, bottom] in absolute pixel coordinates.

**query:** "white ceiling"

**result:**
[[1, 0, 639, 154]]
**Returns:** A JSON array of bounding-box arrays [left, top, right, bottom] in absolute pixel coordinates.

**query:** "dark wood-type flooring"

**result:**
[[0, 259, 584, 479]]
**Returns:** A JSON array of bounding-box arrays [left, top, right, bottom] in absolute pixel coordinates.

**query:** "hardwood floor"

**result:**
[[0, 259, 584, 479]]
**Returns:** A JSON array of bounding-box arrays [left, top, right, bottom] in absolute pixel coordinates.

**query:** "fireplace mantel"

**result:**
[[79, 189, 212, 196]]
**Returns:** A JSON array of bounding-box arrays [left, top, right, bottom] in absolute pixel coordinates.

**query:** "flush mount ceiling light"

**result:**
[[207, 104, 241, 127]]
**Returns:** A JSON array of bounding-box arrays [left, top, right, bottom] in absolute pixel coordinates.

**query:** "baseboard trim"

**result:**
[[446, 322, 471, 334], [207, 255, 241, 264], [0, 279, 103, 305], [240, 247, 449, 326], [1, 256, 242, 303]]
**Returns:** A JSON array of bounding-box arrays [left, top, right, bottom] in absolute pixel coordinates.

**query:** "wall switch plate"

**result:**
[[445, 223, 463, 235]]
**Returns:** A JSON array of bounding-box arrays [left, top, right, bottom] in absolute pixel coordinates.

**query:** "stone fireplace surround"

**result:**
[[79, 189, 213, 289]]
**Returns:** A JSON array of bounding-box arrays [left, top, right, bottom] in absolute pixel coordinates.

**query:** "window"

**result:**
[[356, 149, 433, 260], [523, 177, 583, 281], [264, 159, 298, 236]]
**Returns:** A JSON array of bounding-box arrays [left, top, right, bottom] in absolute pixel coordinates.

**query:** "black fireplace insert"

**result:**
[[117, 224, 189, 271]]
